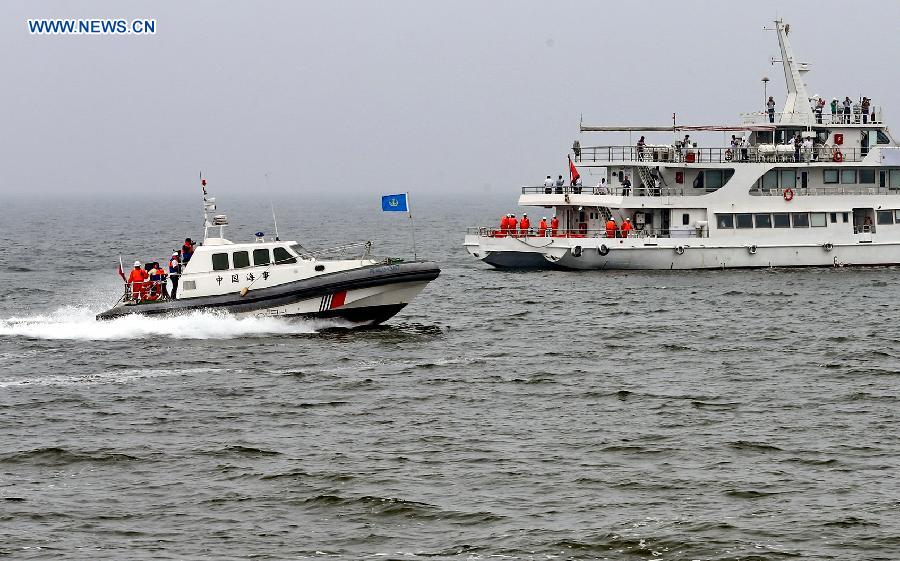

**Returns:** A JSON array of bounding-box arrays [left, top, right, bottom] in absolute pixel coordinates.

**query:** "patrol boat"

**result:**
[[464, 19, 900, 270], [97, 187, 440, 324]]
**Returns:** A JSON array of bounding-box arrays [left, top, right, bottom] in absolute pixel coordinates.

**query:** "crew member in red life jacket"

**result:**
[[538, 217, 548, 237], [127, 261, 148, 302], [509, 213, 518, 237], [605, 217, 618, 239], [181, 238, 196, 263], [499, 214, 509, 236], [550, 215, 559, 236], [620, 217, 633, 238], [519, 213, 531, 236]]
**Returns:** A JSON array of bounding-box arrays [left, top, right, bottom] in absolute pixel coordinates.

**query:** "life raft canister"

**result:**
[[783, 188, 794, 201], [833, 150, 844, 162]]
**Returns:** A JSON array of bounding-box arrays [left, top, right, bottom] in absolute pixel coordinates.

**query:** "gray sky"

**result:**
[[2, 0, 898, 199]]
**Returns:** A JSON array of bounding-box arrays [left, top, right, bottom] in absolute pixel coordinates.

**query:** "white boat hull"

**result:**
[[464, 234, 900, 270]]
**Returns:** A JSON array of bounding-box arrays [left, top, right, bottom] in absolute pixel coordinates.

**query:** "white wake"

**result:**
[[0, 306, 344, 341]]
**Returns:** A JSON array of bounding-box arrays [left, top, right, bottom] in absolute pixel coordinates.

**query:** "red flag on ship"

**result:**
[[201, 173, 207, 195], [117, 258, 126, 282], [568, 155, 580, 184]]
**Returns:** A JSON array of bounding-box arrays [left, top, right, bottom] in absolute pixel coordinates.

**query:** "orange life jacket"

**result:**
[[520, 217, 531, 230], [500, 216, 509, 232], [621, 221, 633, 237], [538, 220, 547, 235], [605, 220, 617, 237], [509, 218, 518, 232]]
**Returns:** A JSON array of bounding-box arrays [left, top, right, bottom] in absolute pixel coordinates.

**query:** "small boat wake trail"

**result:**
[[0, 306, 342, 340]]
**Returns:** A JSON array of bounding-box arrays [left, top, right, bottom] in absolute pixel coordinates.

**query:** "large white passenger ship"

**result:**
[[464, 20, 900, 270]]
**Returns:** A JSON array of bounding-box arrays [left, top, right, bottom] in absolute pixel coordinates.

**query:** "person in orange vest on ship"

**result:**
[[499, 214, 509, 236], [538, 216, 548, 237], [605, 217, 618, 239], [127, 261, 148, 302], [508, 214, 518, 237], [550, 215, 559, 236], [520, 213, 531, 236], [620, 217, 633, 238]]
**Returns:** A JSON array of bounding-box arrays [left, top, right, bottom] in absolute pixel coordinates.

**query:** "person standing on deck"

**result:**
[[500, 214, 509, 235], [519, 213, 531, 236], [538, 217, 548, 237], [621, 175, 632, 196], [127, 261, 148, 302], [861, 97, 870, 124], [550, 215, 559, 236], [767, 96, 776, 123], [620, 218, 633, 238], [508, 214, 518, 237], [181, 238, 196, 264], [830, 98, 839, 122], [843, 97, 852, 124], [636, 136, 646, 161], [605, 217, 617, 239], [168, 251, 182, 299]]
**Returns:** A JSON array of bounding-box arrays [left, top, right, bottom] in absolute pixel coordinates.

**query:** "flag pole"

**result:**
[[407, 192, 418, 261]]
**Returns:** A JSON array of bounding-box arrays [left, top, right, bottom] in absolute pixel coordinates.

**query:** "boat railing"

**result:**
[[741, 107, 884, 126], [522, 185, 686, 196], [467, 227, 707, 239], [306, 240, 373, 260], [575, 145, 864, 164], [752, 186, 900, 197]]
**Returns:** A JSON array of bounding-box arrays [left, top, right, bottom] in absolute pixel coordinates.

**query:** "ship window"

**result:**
[[843, 212, 849, 223], [780, 170, 796, 189], [859, 169, 876, 184], [829, 212, 838, 223], [792, 213, 810, 228], [290, 243, 307, 257], [891, 170, 900, 189], [253, 248, 271, 266], [754, 214, 772, 228], [877, 131, 891, 144], [716, 214, 734, 229], [773, 213, 791, 228], [736, 213, 753, 229], [877, 210, 894, 225], [880, 171, 887, 188], [212, 253, 230, 271], [273, 247, 297, 264], [841, 169, 857, 184], [705, 170, 724, 191], [232, 251, 250, 269], [682, 213, 690, 225], [823, 169, 839, 184], [810, 213, 827, 227], [762, 169, 779, 190], [895, 210, 900, 222]]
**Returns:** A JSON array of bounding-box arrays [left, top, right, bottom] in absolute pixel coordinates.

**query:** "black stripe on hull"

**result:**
[[289, 303, 407, 326]]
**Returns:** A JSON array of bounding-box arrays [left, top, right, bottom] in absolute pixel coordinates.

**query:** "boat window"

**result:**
[[682, 213, 690, 226], [273, 247, 297, 264], [843, 212, 849, 223], [212, 253, 230, 271], [859, 169, 876, 184], [829, 212, 838, 223], [877, 210, 894, 225], [877, 130, 891, 144], [736, 213, 753, 229], [289, 243, 307, 257], [716, 214, 734, 229], [704, 170, 732, 192], [891, 170, 900, 190], [810, 213, 827, 227], [780, 170, 796, 189], [253, 248, 271, 266], [754, 214, 772, 228], [840, 169, 857, 184], [895, 210, 900, 222], [762, 169, 779, 190], [792, 213, 810, 228], [233, 250, 250, 269], [823, 169, 839, 184], [773, 213, 791, 228]]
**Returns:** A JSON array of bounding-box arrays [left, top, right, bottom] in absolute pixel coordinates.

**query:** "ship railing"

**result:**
[[306, 240, 373, 260], [522, 185, 686, 197], [740, 107, 884, 126], [753, 185, 900, 197], [467, 227, 707, 239], [575, 145, 864, 164], [120, 281, 172, 305]]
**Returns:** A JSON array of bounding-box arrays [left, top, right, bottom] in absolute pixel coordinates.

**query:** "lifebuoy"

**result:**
[[599, 244, 609, 256], [823, 243, 834, 252], [833, 150, 844, 162], [572, 246, 583, 257], [724, 149, 733, 161], [783, 188, 794, 201], [748, 245, 758, 255], [675, 246, 685, 255]]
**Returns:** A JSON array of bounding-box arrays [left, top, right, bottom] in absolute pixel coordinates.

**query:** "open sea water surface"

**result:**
[[1, 193, 899, 560]]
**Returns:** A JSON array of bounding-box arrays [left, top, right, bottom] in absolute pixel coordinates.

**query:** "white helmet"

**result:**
[[134, 260, 141, 267]]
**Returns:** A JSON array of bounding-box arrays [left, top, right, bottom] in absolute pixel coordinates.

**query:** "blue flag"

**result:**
[[381, 193, 409, 212]]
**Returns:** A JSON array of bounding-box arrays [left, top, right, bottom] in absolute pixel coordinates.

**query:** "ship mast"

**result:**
[[773, 19, 814, 125]]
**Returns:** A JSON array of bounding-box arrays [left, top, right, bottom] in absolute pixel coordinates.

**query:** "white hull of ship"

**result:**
[[464, 234, 900, 270]]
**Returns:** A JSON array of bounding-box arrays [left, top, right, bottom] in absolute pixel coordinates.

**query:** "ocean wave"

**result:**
[[0, 306, 328, 341], [0, 446, 139, 466]]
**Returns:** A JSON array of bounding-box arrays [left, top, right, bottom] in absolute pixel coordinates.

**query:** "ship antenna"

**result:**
[[271, 202, 280, 241]]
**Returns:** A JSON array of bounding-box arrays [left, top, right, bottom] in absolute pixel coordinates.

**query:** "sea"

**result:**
[[1, 193, 899, 560]]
